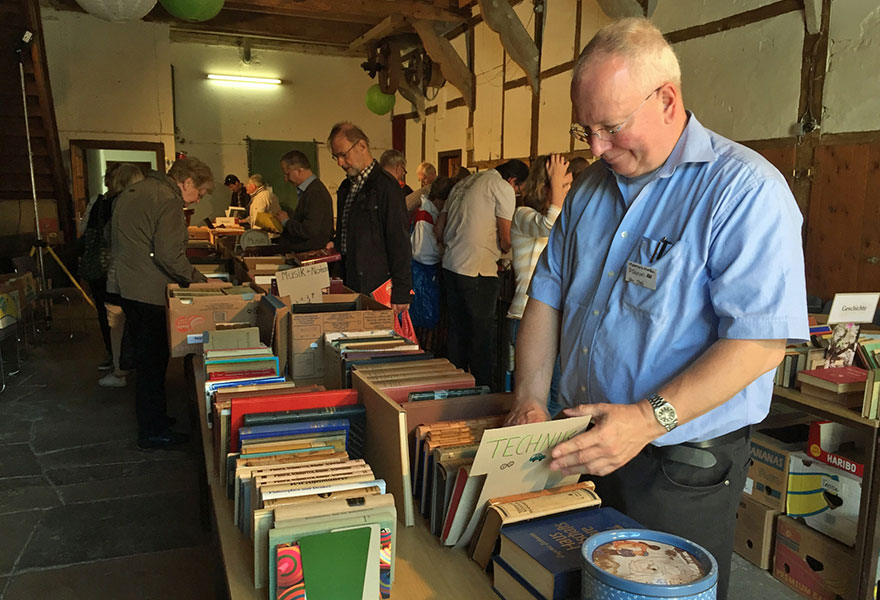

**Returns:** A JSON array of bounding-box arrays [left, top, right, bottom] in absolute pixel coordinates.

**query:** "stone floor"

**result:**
[[0, 313, 222, 600], [0, 308, 804, 600]]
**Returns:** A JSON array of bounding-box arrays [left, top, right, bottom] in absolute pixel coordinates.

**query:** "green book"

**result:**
[[300, 527, 372, 599]]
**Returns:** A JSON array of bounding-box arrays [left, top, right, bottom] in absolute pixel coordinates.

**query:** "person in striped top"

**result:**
[[508, 154, 572, 415]]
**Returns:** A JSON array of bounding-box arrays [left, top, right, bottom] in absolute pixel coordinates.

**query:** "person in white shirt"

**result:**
[[508, 154, 572, 415], [410, 177, 456, 351], [244, 174, 281, 230]]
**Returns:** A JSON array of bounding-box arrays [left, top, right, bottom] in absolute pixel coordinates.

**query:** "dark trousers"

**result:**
[[592, 428, 751, 600], [120, 298, 170, 438], [88, 277, 111, 356], [443, 269, 500, 388]]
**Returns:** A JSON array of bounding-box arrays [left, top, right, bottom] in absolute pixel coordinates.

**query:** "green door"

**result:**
[[246, 139, 319, 213]]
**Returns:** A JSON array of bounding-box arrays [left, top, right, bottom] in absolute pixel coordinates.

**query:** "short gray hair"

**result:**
[[379, 149, 406, 169], [573, 18, 681, 92], [248, 173, 265, 188], [328, 122, 370, 147]]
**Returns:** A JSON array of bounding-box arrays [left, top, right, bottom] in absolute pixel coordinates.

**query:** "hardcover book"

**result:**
[[499, 507, 642, 600], [798, 366, 867, 394]]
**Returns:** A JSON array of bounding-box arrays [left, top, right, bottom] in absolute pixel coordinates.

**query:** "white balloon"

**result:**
[[74, 0, 157, 22]]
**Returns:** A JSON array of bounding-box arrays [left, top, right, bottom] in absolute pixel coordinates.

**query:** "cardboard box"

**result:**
[[787, 451, 861, 546], [734, 493, 780, 570], [807, 421, 865, 477], [744, 425, 809, 511], [0, 273, 36, 311], [289, 294, 393, 384], [166, 282, 263, 357], [773, 515, 854, 599]]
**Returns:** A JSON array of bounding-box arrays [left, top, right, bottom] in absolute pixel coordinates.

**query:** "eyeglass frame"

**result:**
[[570, 86, 662, 143], [330, 138, 362, 162]]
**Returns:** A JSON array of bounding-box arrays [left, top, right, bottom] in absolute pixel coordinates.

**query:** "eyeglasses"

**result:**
[[331, 139, 361, 161], [570, 86, 661, 143]]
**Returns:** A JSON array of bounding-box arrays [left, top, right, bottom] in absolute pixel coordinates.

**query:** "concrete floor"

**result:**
[[0, 308, 804, 600]]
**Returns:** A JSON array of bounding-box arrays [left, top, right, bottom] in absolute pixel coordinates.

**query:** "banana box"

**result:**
[[787, 451, 861, 547], [773, 515, 854, 600], [744, 425, 808, 511], [0, 284, 20, 329]]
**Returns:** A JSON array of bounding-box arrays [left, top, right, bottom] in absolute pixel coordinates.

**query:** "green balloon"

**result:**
[[160, 0, 224, 22], [366, 84, 396, 115]]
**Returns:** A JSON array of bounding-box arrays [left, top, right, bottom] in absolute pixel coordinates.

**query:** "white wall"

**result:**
[[823, 0, 880, 134], [41, 9, 176, 163], [169, 42, 394, 220]]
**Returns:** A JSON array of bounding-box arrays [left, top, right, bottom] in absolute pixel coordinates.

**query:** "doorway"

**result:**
[[69, 140, 165, 232], [437, 150, 462, 178]]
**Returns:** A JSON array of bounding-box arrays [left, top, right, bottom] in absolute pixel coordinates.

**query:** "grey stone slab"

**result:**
[[30, 401, 136, 454], [16, 490, 210, 570], [0, 476, 60, 515], [0, 444, 41, 479], [37, 439, 185, 471], [0, 510, 42, 577], [3, 545, 219, 600], [49, 460, 199, 504], [0, 416, 32, 446]]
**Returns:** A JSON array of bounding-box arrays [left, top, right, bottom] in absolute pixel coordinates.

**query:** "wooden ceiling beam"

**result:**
[[349, 15, 409, 52], [223, 0, 470, 23]]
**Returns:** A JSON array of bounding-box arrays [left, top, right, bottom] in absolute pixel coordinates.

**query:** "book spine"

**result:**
[[408, 386, 491, 401], [495, 489, 602, 521]]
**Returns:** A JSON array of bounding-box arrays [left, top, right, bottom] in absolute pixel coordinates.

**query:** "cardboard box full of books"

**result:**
[[166, 282, 263, 357], [289, 294, 393, 384], [734, 493, 780, 570], [787, 451, 861, 547], [744, 425, 808, 511], [772, 515, 854, 600]]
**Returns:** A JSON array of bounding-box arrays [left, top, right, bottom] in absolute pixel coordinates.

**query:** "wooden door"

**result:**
[[806, 142, 880, 300], [438, 150, 462, 177]]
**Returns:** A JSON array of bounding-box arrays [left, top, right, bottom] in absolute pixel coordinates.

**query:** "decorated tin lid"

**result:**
[[582, 529, 718, 597]]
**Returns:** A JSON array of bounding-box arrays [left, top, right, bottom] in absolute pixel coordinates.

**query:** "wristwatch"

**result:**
[[648, 394, 678, 432]]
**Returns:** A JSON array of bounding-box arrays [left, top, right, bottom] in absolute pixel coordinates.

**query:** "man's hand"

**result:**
[[275, 210, 289, 223], [505, 399, 551, 426], [392, 303, 409, 317], [325, 241, 335, 250], [548, 401, 660, 476]]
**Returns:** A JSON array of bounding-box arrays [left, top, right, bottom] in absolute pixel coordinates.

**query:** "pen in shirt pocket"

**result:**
[[650, 237, 671, 263]]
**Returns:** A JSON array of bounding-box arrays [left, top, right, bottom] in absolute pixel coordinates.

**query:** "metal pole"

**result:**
[[18, 44, 50, 317]]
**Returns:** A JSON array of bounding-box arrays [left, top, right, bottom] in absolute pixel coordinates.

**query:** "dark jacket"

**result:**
[[282, 177, 334, 252], [230, 187, 250, 210], [334, 166, 412, 305], [112, 171, 206, 306]]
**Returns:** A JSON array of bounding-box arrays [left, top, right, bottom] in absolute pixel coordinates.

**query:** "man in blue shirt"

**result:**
[[507, 18, 808, 599]]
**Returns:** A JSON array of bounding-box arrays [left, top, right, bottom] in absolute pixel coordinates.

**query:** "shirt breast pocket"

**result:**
[[619, 236, 690, 321]]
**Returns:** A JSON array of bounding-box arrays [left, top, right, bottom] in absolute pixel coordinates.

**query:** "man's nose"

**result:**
[[588, 135, 612, 157]]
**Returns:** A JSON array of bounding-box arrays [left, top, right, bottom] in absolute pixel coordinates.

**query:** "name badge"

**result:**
[[625, 261, 657, 291]]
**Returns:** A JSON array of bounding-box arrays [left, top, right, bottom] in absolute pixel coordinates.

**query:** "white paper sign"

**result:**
[[827, 292, 880, 324], [275, 263, 330, 305], [453, 415, 592, 549], [625, 261, 657, 290]]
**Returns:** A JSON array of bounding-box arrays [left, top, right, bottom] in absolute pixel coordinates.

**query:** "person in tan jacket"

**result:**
[[111, 156, 212, 449]]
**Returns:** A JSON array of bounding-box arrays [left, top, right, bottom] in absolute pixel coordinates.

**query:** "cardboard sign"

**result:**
[[275, 263, 330, 305], [826, 292, 880, 324], [454, 415, 592, 548]]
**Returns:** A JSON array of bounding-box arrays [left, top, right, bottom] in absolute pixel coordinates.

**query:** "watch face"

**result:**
[[657, 405, 676, 425]]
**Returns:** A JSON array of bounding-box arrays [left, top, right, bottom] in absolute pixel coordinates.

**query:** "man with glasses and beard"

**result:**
[[327, 122, 412, 315], [506, 18, 808, 600]]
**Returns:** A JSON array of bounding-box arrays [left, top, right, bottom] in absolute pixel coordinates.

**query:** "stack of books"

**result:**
[[493, 508, 641, 600], [350, 355, 477, 403], [797, 366, 867, 407], [204, 339, 396, 598]]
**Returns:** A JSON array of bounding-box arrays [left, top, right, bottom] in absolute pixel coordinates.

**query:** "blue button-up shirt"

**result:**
[[529, 114, 809, 445]]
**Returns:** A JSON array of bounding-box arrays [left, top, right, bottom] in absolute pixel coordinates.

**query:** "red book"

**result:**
[[228, 389, 358, 452], [797, 366, 867, 394], [208, 369, 277, 381]]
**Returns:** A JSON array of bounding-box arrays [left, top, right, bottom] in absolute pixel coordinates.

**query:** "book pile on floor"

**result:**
[[203, 327, 396, 599]]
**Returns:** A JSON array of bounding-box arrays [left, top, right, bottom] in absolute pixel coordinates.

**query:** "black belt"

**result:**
[[660, 426, 751, 469], [684, 425, 751, 449]]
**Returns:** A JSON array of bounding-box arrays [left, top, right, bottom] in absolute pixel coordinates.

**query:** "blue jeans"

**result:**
[[508, 318, 561, 417]]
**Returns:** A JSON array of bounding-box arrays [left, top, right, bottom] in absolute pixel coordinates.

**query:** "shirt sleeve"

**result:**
[[512, 205, 561, 239], [492, 177, 516, 221], [707, 178, 809, 341], [526, 199, 568, 311]]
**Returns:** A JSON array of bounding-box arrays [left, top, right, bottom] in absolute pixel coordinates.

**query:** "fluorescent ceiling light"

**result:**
[[206, 74, 282, 84]]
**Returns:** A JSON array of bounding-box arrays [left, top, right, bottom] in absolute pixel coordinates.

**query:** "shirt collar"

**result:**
[[348, 160, 377, 185], [297, 174, 316, 193], [656, 111, 716, 178]]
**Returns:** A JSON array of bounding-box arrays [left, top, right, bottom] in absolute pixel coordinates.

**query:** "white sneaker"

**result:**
[[99, 373, 127, 387]]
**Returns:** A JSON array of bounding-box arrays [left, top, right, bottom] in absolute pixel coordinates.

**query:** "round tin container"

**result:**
[[581, 529, 718, 600]]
